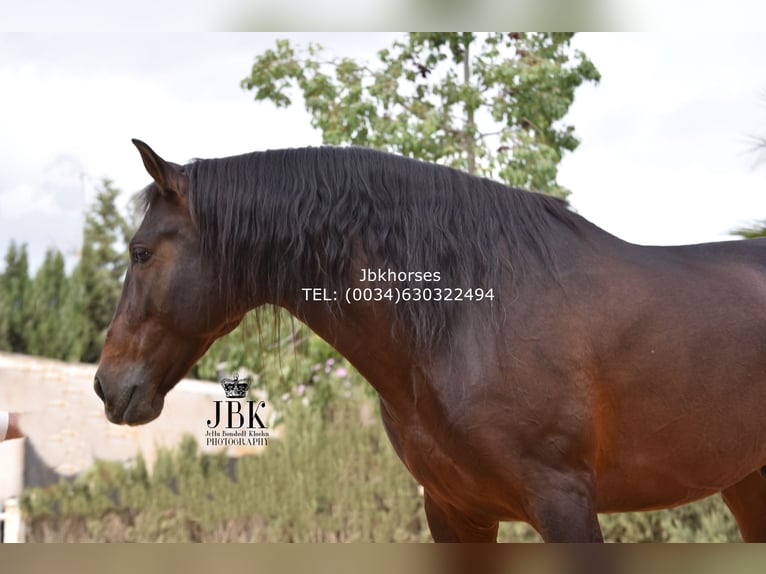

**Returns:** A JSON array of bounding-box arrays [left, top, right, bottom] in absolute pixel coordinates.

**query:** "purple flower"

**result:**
[[333, 367, 348, 378], [296, 384, 306, 396]]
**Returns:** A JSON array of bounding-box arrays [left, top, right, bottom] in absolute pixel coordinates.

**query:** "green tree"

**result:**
[[731, 222, 766, 239], [68, 179, 130, 363], [0, 241, 33, 353], [241, 32, 600, 198], [59, 265, 87, 362], [27, 248, 70, 359], [731, 122, 766, 239], [0, 251, 8, 351]]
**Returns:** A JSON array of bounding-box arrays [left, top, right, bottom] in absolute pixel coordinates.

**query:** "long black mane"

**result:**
[[175, 146, 582, 352]]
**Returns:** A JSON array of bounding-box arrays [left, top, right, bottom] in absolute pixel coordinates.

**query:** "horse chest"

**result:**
[[379, 402, 523, 518]]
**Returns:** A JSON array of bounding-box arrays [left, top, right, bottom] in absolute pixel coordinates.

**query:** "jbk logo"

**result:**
[[206, 373, 268, 430], [207, 398, 268, 429], [207, 401, 266, 429]]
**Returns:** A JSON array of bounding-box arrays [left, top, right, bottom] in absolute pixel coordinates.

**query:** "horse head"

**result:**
[[93, 141, 243, 425]]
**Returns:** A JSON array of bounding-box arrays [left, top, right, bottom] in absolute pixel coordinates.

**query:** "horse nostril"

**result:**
[[94, 376, 105, 401]]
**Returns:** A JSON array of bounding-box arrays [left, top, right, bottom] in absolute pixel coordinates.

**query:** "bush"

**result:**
[[21, 397, 430, 542]]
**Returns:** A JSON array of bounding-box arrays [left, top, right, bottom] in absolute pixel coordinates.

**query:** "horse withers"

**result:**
[[94, 140, 766, 542]]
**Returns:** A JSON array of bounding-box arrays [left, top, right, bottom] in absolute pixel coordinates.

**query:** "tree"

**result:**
[[731, 222, 766, 239], [0, 241, 33, 353], [27, 248, 70, 359], [68, 178, 130, 363], [241, 32, 600, 198], [731, 116, 766, 239]]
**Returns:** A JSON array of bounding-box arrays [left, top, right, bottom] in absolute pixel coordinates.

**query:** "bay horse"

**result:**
[[94, 139, 766, 542]]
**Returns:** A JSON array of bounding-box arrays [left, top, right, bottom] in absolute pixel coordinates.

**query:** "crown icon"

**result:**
[[219, 373, 250, 399]]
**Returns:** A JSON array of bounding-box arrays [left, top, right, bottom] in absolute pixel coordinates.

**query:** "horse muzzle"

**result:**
[[93, 367, 165, 425]]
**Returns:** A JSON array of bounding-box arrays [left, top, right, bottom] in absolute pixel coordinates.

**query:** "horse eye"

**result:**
[[132, 248, 152, 264]]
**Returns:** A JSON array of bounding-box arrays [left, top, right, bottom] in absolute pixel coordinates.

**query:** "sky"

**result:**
[[0, 32, 765, 272]]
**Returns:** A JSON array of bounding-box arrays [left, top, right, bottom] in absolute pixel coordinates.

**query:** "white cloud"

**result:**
[[0, 183, 58, 219]]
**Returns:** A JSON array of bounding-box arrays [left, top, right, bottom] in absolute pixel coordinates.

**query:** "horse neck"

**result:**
[[278, 295, 418, 406]]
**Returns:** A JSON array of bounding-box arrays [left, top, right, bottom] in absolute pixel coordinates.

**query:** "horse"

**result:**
[[94, 139, 766, 542]]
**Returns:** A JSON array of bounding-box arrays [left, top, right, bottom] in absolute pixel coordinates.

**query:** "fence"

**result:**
[[0, 498, 23, 543]]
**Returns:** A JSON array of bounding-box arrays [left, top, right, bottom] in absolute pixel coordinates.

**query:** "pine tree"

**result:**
[[0, 252, 8, 351], [69, 179, 130, 363], [59, 264, 86, 362], [27, 248, 70, 359], [0, 241, 33, 353]]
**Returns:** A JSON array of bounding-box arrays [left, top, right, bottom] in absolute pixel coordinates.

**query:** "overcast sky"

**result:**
[[1, 32, 765, 272]]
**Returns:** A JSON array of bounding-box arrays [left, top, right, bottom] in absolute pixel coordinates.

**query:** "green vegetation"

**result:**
[[0, 178, 129, 363], [26, 249, 69, 358], [242, 32, 600, 198], [21, 397, 430, 543], [20, 392, 740, 542], [730, 104, 766, 238], [731, 222, 766, 239], [0, 241, 32, 353], [72, 178, 131, 363], [194, 312, 377, 423]]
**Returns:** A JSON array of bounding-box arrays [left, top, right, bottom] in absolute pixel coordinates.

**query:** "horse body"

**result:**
[[285, 217, 766, 540], [94, 140, 766, 541], [587, 240, 766, 510]]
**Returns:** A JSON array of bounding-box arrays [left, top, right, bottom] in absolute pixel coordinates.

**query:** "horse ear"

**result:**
[[132, 139, 186, 201]]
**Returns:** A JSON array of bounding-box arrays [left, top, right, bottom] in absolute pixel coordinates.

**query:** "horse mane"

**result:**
[[170, 146, 582, 353]]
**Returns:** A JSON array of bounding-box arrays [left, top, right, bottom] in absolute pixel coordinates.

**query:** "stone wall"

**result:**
[[0, 353, 272, 500]]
